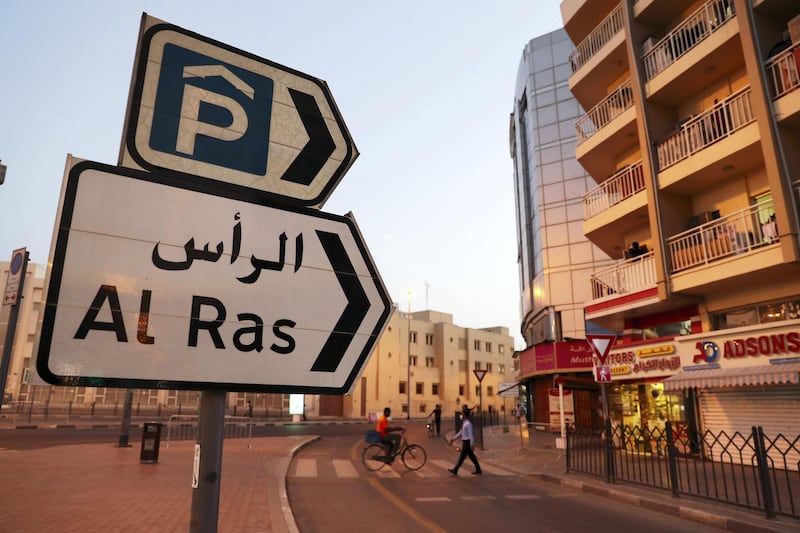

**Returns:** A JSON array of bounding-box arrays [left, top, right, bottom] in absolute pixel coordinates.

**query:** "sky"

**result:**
[[0, 1, 565, 349]]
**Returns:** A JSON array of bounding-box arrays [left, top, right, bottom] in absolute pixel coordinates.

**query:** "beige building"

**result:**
[[341, 309, 517, 420], [560, 0, 800, 437]]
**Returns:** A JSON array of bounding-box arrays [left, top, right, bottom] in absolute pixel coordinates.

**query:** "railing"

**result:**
[[765, 41, 800, 100], [590, 250, 656, 300], [643, 0, 735, 81], [567, 422, 800, 519], [656, 87, 753, 171], [667, 200, 777, 273], [568, 4, 624, 73], [576, 79, 634, 144], [165, 415, 253, 447], [583, 160, 645, 219]]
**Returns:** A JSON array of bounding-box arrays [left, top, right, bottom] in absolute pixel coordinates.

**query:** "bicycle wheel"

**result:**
[[361, 444, 388, 471], [401, 444, 427, 471]]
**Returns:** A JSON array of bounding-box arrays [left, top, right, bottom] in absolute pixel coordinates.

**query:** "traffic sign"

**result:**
[[473, 369, 487, 382], [3, 248, 26, 305], [586, 334, 616, 367], [119, 14, 358, 208], [36, 159, 391, 394]]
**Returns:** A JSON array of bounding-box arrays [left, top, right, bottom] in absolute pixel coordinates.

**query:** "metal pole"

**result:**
[[190, 390, 226, 533], [0, 251, 29, 409], [406, 295, 411, 420], [117, 388, 134, 447], [478, 383, 484, 450]]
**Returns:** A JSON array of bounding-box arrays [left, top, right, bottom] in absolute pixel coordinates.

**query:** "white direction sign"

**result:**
[[119, 14, 358, 208], [36, 159, 391, 393]]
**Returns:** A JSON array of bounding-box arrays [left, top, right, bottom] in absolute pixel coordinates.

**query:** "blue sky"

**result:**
[[0, 1, 564, 348]]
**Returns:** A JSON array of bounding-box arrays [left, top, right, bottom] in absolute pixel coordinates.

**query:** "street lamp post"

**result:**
[[406, 291, 412, 420]]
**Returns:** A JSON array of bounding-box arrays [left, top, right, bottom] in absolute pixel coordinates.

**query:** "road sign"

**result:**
[[498, 381, 518, 398], [119, 14, 358, 208], [473, 369, 487, 382], [36, 159, 391, 394], [586, 334, 616, 366], [3, 248, 26, 305]]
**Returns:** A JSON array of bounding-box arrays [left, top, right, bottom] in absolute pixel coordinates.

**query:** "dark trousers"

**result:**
[[453, 440, 481, 473], [434, 418, 441, 435]]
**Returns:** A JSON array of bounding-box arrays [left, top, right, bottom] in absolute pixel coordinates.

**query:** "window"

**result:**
[[410, 355, 418, 366], [459, 385, 465, 396], [475, 385, 480, 396], [474, 361, 482, 370], [486, 363, 493, 373], [458, 360, 467, 371], [409, 331, 417, 343], [432, 383, 439, 396], [419, 404, 427, 413], [399, 381, 407, 394], [416, 383, 424, 395], [499, 345, 505, 354], [473, 339, 481, 351], [458, 337, 467, 349], [487, 386, 494, 397], [425, 333, 434, 345], [425, 357, 435, 368], [485, 342, 492, 353], [499, 364, 505, 374]]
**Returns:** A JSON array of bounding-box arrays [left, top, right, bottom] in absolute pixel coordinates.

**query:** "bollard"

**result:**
[[140, 422, 163, 464]]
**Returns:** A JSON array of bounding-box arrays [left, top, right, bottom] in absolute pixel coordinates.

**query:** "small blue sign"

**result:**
[[150, 43, 274, 175]]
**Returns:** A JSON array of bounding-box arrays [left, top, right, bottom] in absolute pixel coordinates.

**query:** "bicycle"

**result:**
[[362, 429, 427, 471], [426, 419, 435, 438]]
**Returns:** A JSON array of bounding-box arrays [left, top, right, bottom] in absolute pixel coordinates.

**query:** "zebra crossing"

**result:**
[[291, 457, 516, 480]]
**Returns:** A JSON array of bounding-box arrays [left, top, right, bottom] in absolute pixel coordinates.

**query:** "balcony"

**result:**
[[656, 87, 761, 193], [642, 0, 741, 105], [766, 41, 800, 128], [567, 3, 627, 107], [590, 250, 657, 300], [576, 79, 634, 145], [667, 201, 778, 275], [583, 161, 645, 219]]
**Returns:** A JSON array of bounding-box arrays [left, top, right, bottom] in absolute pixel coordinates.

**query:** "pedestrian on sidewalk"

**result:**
[[428, 404, 442, 436], [448, 405, 482, 476]]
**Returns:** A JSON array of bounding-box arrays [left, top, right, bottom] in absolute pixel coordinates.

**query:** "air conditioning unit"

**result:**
[[642, 36, 658, 54]]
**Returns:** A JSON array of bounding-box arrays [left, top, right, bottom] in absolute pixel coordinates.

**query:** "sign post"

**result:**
[[587, 334, 617, 483], [0, 248, 28, 407], [473, 369, 487, 449]]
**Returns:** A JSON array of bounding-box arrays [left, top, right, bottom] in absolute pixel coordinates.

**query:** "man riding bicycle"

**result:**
[[376, 407, 403, 456]]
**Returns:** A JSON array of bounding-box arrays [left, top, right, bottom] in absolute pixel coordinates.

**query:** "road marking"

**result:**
[[333, 459, 358, 478], [505, 494, 541, 500], [416, 497, 451, 503], [295, 458, 317, 477], [460, 495, 497, 501]]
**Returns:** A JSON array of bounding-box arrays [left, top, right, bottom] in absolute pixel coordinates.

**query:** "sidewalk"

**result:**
[[1, 420, 798, 532]]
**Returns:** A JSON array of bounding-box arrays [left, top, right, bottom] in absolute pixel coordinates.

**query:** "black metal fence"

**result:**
[[566, 421, 800, 519]]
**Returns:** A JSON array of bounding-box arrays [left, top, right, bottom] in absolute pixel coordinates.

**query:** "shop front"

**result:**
[[665, 320, 800, 440], [595, 340, 684, 453]]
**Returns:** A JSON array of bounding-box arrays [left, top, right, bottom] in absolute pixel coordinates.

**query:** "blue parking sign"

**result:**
[[150, 44, 274, 175]]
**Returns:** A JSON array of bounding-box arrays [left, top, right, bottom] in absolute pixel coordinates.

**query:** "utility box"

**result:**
[[140, 422, 163, 464]]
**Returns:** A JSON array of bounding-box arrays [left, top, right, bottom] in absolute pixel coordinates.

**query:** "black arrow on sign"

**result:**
[[280, 88, 336, 186], [311, 230, 370, 372]]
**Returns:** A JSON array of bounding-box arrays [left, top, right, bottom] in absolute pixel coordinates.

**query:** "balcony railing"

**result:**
[[643, 0, 735, 81], [667, 200, 777, 273], [568, 4, 624, 73], [590, 250, 655, 300], [583, 161, 646, 219], [765, 41, 800, 100], [655, 87, 753, 171], [576, 79, 634, 144]]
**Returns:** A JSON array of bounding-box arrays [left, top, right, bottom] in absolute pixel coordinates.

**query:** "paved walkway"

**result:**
[[0, 419, 798, 532]]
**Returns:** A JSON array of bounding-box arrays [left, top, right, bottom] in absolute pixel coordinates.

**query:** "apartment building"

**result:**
[[560, 0, 800, 438], [510, 29, 614, 429], [341, 309, 516, 420]]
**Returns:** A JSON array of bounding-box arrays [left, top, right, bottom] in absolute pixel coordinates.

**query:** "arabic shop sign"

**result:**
[[518, 341, 593, 376], [596, 343, 681, 379], [36, 160, 391, 393]]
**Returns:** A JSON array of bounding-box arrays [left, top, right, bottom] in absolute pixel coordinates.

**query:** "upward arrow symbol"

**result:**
[[280, 89, 336, 186]]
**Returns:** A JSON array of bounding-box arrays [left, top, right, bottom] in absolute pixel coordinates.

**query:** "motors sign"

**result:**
[[120, 15, 358, 208], [36, 160, 391, 393]]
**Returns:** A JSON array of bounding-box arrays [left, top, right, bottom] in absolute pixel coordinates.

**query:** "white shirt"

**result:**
[[453, 418, 475, 446]]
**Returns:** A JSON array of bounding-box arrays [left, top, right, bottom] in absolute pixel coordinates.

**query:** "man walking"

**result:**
[[448, 405, 482, 475]]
